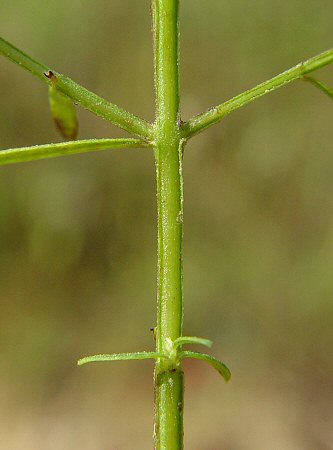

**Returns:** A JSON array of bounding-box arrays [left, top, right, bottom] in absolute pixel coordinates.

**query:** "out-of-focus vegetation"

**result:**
[[1, 1, 333, 448]]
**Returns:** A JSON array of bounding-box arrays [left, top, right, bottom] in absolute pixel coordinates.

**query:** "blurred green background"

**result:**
[[1, 1, 333, 449]]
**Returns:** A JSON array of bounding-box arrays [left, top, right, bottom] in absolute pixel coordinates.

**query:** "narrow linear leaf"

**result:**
[[46, 71, 78, 140], [304, 76, 333, 100], [173, 336, 213, 349], [0, 138, 151, 166], [180, 351, 231, 382], [78, 351, 167, 366]]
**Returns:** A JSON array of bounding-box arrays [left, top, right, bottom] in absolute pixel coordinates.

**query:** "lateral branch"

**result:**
[[0, 36, 153, 139], [183, 48, 333, 139]]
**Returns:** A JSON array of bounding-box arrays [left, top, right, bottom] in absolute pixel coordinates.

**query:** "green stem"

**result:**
[[182, 48, 333, 138], [152, 0, 184, 449], [0, 36, 153, 139], [0, 138, 151, 166]]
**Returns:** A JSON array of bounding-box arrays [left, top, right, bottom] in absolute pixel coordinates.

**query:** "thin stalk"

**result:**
[[152, 0, 184, 449], [304, 76, 333, 100], [0, 138, 151, 166], [0, 37, 153, 139], [182, 48, 333, 138]]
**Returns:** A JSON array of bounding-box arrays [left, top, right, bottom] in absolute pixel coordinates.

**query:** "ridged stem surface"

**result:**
[[152, 1, 184, 448]]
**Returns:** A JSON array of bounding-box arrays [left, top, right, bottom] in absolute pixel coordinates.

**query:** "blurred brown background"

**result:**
[[1, 1, 333, 449]]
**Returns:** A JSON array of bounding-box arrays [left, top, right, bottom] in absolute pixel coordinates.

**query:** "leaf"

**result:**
[[173, 336, 213, 349], [304, 76, 333, 100], [78, 351, 166, 366], [180, 350, 231, 382], [46, 71, 78, 140], [0, 138, 151, 166]]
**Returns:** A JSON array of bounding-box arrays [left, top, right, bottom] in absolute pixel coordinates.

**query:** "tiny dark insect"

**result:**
[[44, 70, 53, 78], [44, 70, 57, 84], [150, 327, 157, 340]]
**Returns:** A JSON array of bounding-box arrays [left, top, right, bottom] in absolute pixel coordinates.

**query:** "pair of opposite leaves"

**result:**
[[45, 71, 78, 140]]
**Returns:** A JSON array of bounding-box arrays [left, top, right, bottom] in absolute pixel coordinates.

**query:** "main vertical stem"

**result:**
[[152, 0, 184, 449]]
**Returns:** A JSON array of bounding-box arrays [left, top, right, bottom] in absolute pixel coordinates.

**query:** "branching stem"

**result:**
[[2, 6, 333, 450]]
